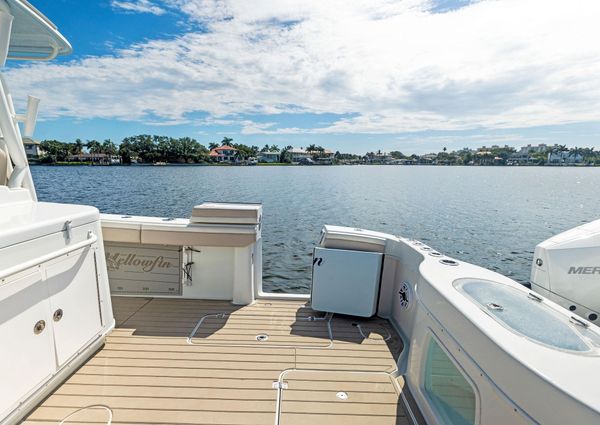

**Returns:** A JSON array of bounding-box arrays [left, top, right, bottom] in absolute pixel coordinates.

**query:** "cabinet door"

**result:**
[[0, 271, 55, 418], [45, 246, 102, 366]]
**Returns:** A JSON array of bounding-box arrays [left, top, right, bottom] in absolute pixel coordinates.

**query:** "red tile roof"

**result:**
[[209, 145, 238, 156]]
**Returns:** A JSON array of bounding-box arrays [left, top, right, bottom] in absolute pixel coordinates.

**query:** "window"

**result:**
[[424, 337, 476, 425]]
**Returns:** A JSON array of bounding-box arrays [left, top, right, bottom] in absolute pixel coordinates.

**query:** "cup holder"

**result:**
[[429, 251, 443, 257], [440, 259, 459, 266]]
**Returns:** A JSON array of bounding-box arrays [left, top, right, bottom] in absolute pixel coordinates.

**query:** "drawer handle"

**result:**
[[33, 320, 46, 334], [53, 309, 64, 322]]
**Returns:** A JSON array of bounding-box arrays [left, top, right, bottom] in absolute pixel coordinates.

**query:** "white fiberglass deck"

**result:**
[[23, 297, 411, 425]]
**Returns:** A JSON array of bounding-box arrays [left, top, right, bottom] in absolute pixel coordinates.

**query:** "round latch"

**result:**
[[536, 258, 543, 266], [336, 392, 348, 400], [33, 320, 46, 335], [53, 309, 64, 322], [256, 334, 269, 342]]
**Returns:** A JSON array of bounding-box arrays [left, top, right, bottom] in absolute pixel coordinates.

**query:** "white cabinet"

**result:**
[[0, 271, 56, 417], [0, 246, 103, 419], [311, 247, 383, 317], [0, 201, 113, 423], [46, 247, 102, 366]]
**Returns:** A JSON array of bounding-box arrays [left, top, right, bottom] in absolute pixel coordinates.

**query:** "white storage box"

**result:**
[[311, 247, 383, 317]]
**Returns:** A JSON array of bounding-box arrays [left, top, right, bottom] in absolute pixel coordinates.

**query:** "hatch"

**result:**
[[454, 278, 600, 353]]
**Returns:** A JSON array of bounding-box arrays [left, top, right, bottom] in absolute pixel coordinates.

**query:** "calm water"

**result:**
[[31, 165, 600, 293]]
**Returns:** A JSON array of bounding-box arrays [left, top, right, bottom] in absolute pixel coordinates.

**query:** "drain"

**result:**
[[336, 391, 348, 400], [256, 334, 269, 342]]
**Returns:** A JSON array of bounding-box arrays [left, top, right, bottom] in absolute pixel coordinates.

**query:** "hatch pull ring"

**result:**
[[570, 316, 589, 328], [63, 220, 72, 241], [486, 302, 504, 311]]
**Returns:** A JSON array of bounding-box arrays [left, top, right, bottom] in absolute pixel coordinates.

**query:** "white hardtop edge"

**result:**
[[416, 248, 600, 415], [1, 0, 72, 61]]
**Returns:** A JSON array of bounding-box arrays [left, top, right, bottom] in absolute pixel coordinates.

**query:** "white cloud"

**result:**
[[5, 0, 600, 135], [111, 0, 166, 15]]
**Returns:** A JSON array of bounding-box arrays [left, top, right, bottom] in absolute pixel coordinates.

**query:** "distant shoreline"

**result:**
[[29, 162, 598, 168]]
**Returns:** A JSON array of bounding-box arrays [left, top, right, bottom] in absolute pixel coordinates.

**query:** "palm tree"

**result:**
[[102, 139, 117, 156], [86, 140, 102, 154], [71, 138, 84, 155]]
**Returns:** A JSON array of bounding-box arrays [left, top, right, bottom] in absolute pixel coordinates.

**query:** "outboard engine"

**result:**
[[531, 219, 600, 324]]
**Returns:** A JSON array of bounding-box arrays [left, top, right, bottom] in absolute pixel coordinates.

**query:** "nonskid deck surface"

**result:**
[[23, 297, 408, 425]]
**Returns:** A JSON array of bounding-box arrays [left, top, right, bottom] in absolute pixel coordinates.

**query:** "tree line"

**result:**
[[386, 145, 600, 166], [39, 136, 261, 164], [38, 135, 335, 164]]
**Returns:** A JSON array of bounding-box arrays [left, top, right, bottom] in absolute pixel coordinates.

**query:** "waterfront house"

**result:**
[[22, 137, 43, 159], [68, 153, 120, 164], [288, 148, 312, 163], [507, 144, 555, 165], [547, 151, 583, 165], [209, 145, 238, 163], [365, 151, 393, 164], [307, 149, 334, 158], [258, 151, 280, 163], [309, 149, 334, 164], [419, 153, 438, 164]]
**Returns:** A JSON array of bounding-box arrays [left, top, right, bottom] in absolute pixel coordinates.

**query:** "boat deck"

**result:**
[[23, 297, 412, 425]]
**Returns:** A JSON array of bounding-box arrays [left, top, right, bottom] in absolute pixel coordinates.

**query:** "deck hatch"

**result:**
[[277, 370, 405, 425], [455, 278, 600, 353]]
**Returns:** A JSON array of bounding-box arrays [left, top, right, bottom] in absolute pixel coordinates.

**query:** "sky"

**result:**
[[3, 0, 600, 154]]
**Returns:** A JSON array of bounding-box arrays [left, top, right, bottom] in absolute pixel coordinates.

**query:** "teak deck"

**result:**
[[23, 297, 412, 425]]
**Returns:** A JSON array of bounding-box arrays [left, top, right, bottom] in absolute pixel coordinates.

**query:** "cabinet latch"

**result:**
[[63, 220, 72, 240]]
